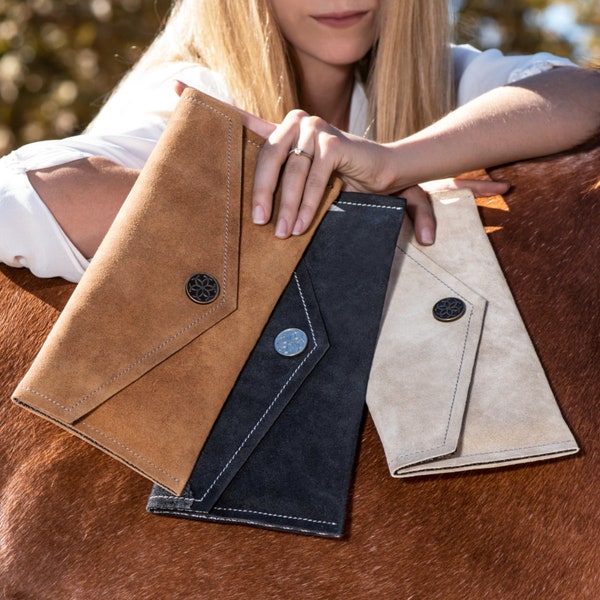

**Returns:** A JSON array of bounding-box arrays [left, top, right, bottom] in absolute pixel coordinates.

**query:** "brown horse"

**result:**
[[0, 139, 598, 599]]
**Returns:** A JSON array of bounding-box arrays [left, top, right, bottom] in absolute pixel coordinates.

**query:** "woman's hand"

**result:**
[[243, 109, 509, 246], [174, 83, 509, 246], [247, 110, 393, 233], [178, 66, 600, 246], [242, 108, 444, 243]]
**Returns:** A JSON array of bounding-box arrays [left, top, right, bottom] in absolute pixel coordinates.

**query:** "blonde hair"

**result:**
[[120, 0, 452, 142], [369, 1, 452, 141]]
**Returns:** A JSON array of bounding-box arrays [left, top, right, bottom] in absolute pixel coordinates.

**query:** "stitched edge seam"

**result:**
[[211, 506, 337, 526], [12, 398, 181, 485], [395, 443, 579, 475], [146, 499, 338, 527], [336, 200, 404, 211], [196, 270, 319, 503], [24, 95, 235, 413], [393, 244, 475, 462], [145, 509, 338, 535]]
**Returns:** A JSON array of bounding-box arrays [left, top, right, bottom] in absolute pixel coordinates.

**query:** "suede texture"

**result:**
[[146, 192, 406, 537], [13, 88, 341, 494], [367, 189, 578, 476]]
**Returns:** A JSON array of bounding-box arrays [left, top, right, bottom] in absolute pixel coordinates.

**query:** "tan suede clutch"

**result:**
[[13, 88, 341, 495]]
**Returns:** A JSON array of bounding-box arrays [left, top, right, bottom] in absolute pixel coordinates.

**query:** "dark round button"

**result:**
[[432, 297, 466, 322], [185, 273, 220, 304], [274, 328, 308, 357]]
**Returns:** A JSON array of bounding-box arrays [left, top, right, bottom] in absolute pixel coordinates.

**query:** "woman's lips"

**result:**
[[312, 11, 369, 28]]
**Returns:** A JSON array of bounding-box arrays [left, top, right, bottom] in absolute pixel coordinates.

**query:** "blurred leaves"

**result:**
[[0, 0, 170, 154], [1, 0, 599, 155], [454, 0, 600, 64]]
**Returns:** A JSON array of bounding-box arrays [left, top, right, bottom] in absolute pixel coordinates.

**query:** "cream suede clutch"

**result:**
[[367, 188, 578, 476]]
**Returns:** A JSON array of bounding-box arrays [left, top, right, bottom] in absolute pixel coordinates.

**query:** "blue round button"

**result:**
[[274, 328, 309, 357]]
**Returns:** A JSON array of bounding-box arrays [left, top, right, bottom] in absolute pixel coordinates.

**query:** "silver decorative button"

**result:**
[[433, 297, 466, 322], [274, 328, 308, 357], [186, 273, 220, 304]]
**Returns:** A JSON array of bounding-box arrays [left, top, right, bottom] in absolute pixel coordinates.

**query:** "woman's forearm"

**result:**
[[27, 157, 138, 259], [386, 67, 600, 190]]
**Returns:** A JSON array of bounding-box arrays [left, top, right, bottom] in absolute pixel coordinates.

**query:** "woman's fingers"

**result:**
[[238, 108, 278, 139], [402, 185, 436, 246], [279, 117, 340, 238], [454, 178, 510, 196], [174, 80, 188, 96], [403, 178, 510, 245], [173, 86, 343, 236], [276, 115, 316, 237], [291, 156, 335, 236], [252, 110, 305, 230], [173, 91, 435, 241], [252, 111, 339, 238]]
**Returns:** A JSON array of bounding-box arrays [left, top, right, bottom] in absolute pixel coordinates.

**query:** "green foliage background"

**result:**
[[1, 0, 599, 155]]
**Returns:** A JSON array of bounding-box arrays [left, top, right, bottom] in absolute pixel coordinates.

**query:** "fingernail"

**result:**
[[292, 218, 304, 235], [253, 205, 266, 224], [275, 218, 288, 238], [420, 226, 434, 245]]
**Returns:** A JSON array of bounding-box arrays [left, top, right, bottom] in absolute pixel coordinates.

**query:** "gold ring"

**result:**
[[288, 147, 314, 162]]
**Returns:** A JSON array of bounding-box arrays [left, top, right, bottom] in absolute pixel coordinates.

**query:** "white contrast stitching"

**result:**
[[245, 138, 262, 149], [336, 200, 404, 211], [146, 496, 338, 527], [457, 441, 578, 457], [196, 271, 319, 503], [211, 506, 337, 526], [146, 509, 337, 535]]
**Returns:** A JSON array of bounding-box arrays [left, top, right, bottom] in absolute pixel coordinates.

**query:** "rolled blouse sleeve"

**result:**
[[453, 44, 579, 106], [0, 63, 232, 282], [0, 152, 90, 282], [0, 128, 167, 282]]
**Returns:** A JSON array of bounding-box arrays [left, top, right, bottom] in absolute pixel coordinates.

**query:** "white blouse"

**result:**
[[0, 45, 576, 282]]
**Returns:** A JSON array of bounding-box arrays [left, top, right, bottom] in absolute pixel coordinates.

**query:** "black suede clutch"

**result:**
[[147, 191, 406, 537]]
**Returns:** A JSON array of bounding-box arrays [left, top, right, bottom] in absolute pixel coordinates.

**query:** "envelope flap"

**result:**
[[15, 90, 246, 423], [185, 261, 330, 511], [367, 231, 487, 472]]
